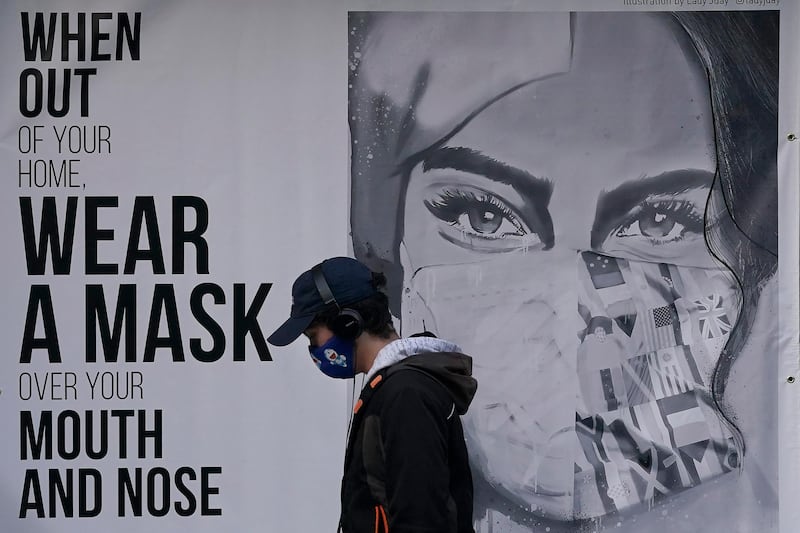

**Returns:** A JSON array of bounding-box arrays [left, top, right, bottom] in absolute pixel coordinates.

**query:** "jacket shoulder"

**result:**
[[371, 366, 454, 416]]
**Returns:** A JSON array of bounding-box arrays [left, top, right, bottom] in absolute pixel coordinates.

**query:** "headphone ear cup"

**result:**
[[331, 308, 364, 340]]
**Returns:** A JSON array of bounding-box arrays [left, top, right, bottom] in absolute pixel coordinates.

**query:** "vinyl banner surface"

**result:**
[[0, 1, 797, 533]]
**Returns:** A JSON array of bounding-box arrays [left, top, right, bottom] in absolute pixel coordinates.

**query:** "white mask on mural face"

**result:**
[[400, 241, 741, 519], [400, 244, 582, 517]]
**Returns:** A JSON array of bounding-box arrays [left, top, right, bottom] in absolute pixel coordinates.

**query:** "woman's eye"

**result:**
[[615, 201, 702, 244], [456, 204, 521, 236], [422, 187, 544, 252], [425, 188, 527, 238]]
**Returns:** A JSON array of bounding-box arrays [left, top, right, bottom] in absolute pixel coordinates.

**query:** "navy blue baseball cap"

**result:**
[[267, 257, 377, 346]]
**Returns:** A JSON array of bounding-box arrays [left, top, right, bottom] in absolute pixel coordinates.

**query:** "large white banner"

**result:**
[[0, 1, 797, 532]]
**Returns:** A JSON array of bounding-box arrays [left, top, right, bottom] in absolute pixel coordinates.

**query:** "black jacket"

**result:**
[[340, 351, 478, 533]]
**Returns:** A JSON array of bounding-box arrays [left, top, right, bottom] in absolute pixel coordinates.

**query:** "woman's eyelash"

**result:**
[[420, 185, 551, 252], [613, 199, 704, 244], [638, 200, 703, 229], [425, 189, 518, 226]]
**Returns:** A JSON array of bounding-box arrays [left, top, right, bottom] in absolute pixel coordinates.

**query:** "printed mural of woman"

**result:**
[[348, 11, 778, 532]]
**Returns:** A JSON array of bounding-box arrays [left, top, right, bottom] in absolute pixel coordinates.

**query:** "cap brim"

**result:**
[[267, 314, 316, 347]]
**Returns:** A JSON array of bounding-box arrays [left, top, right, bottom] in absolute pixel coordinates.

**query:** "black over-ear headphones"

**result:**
[[312, 264, 365, 340]]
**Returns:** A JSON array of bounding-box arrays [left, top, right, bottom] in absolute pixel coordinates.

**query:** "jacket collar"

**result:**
[[364, 337, 462, 383]]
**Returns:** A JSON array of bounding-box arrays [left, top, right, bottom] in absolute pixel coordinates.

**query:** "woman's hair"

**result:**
[[671, 11, 778, 452], [349, 10, 779, 450]]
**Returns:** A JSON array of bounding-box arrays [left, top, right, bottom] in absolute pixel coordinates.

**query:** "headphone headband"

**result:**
[[311, 262, 364, 340], [312, 264, 338, 308]]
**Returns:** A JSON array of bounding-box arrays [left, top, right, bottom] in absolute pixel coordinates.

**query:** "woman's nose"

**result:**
[[547, 183, 597, 252]]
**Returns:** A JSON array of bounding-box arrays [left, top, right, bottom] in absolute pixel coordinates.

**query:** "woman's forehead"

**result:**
[[443, 12, 715, 185], [355, 11, 572, 157]]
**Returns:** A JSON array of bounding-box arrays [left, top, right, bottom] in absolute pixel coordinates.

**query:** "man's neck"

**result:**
[[355, 332, 400, 374]]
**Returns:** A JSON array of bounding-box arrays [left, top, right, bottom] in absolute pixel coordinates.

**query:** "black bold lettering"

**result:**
[[143, 285, 184, 362], [57, 410, 80, 460], [233, 283, 271, 361], [111, 410, 134, 458], [85, 196, 118, 275], [20, 196, 78, 275], [138, 410, 162, 459], [19, 68, 43, 117], [73, 67, 96, 117], [20, 410, 52, 460], [78, 468, 102, 517], [19, 469, 45, 518], [85, 410, 109, 460], [118, 467, 142, 516], [174, 467, 197, 516], [201, 467, 222, 516], [190, 283, 226, 362], [21, 13, 57, 61], [85, 284, 137, 362], [117, 13, 141, 60], [47, 68, 71, 117], [90, 13, 112, 61], [21, 285, 61, 363], [172, 196, 209, 275], [49, 468, 73, 517], [60, 12, 86, 61], [124, 196, 165, 274], [147, 467, 170, 517]]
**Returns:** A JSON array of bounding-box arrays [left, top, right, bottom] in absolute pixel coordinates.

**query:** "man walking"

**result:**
[[268, 256, 477, 533]]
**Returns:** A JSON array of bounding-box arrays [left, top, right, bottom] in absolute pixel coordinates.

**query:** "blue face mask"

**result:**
[[308, 335, 356, 379]]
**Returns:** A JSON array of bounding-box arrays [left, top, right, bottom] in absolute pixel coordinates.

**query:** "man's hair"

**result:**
[[310, 271, 396, 338]]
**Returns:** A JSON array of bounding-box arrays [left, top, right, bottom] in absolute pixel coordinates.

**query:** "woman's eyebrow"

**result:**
[[421, 146, 554, 204], [590, 169, 714, 248]]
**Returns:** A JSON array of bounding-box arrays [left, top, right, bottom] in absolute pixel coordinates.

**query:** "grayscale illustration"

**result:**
[[348, 11, 778, 532]]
